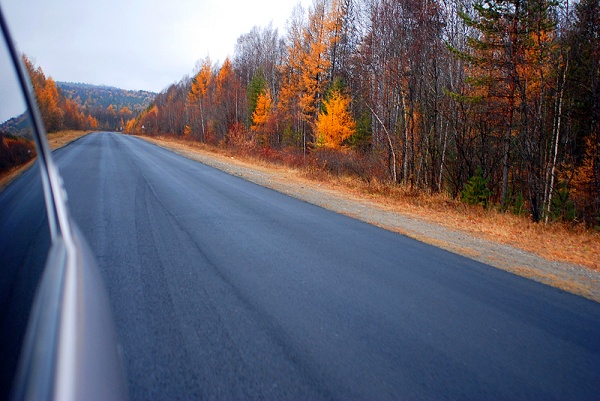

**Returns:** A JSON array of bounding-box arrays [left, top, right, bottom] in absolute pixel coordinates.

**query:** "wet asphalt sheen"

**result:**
[[53, 132, 600, 400]]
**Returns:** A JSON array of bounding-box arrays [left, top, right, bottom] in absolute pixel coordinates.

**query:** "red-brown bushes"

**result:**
[[307, 148, 389, 182], [0, 134, 36, 173]]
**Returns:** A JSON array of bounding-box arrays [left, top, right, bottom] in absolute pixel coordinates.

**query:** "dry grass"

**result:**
[[142, 135, 600, 271], [46, 130, 91, 150], [0, 130, 91, 191], [337, 179, 600, 271]]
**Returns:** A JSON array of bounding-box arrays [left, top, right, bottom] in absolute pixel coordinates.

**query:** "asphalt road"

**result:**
[[53, 132, 600, 400]]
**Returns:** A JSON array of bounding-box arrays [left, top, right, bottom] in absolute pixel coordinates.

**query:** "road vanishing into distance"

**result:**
[[50, 132, 600, 399]]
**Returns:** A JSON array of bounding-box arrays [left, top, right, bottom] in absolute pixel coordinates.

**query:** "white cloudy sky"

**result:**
[[0, 0, 311, 92]]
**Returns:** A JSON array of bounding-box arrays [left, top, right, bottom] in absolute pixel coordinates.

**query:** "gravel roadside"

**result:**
[[144, 137, 600, 303]]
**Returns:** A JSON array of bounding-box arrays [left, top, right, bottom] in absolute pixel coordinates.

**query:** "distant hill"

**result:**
[[56, 82, 156, 130], [57, 82, 156, 114]]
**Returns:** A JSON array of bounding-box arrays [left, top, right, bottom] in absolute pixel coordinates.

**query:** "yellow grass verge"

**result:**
[[143, 135, 599, 272], [0, 130, 91, 191], [325, 175, 600, 271], [46, 130, 92, 150]]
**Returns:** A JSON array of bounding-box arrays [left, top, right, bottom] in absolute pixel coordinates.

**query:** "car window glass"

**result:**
[[0, 26, 51, 397]]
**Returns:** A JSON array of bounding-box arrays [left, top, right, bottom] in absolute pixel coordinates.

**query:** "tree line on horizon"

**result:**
[[125, 0, 599, 226], [57, 82, 155, 130]]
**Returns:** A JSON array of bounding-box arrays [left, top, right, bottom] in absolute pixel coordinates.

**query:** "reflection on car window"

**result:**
[[0, 32, 34, 177], [0, 24, 51, 398]]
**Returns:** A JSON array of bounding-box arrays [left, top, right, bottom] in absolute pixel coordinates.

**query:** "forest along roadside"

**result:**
[[140, 135, 600, 303]]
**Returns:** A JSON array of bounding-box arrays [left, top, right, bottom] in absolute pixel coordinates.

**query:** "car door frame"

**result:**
[[0, 7, 128, 401]]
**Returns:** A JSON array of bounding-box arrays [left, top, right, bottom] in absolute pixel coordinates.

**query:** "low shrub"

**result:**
[[0, 133, 36, 173]]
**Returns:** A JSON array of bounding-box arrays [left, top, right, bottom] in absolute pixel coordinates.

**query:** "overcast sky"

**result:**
[[0, 0, 311, 93]]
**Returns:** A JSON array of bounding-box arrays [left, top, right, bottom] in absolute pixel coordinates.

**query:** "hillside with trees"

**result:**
[[57, 82, 155, 130], [20, 57, 155, 133], [23, 56, 99, 133], [126, 0, 599, 227]]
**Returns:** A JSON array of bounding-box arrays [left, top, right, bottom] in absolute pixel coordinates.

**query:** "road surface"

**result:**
[[52, 132, 600, 399]]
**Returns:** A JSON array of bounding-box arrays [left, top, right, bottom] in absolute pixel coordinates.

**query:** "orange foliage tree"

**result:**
[[213, 58, 243, 142], [188, 57, 212, 141], [277, 0, 346, 151], [251, 89, 273, 146], [315, 88, 355, 148], [278, 4, 307, 147]]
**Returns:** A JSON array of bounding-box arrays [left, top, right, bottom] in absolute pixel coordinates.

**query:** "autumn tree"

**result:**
[[299, 0, 342, 130], [234, 23, 283, 95], [118, 106, 133, 129], [450, 0, 559, 220], [23, 56, 63, 132], [188, 57, 212, 141], [138, 105, 159, 134], [328, 0, 358, 84], [277, 0, 348, 151], [247, 68, 268, 125], [357, 0, 446, 185], [105, 104, 118, 129], [87, 115, 98, 130], [213, 58, 243, 142], [158, 80, 188, 136], [251, 89, 273, 146], [62, 97, 86, 129], [562, 0, 600, 224], [279, 4, 307, 148], [315, 86, 355, 148]]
